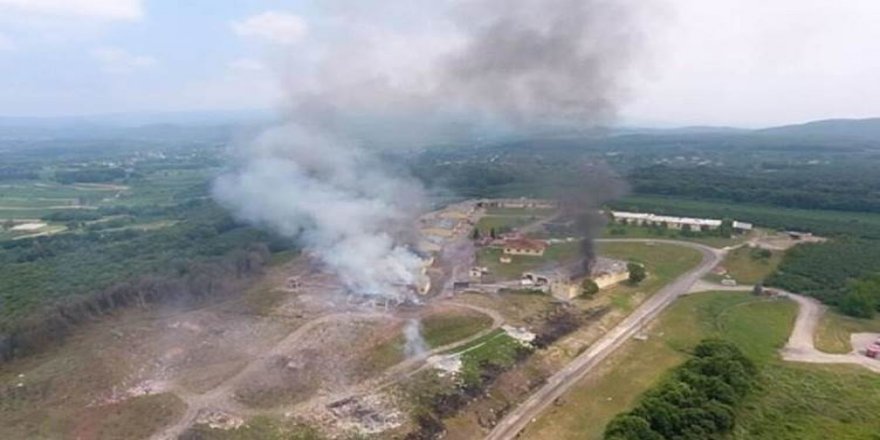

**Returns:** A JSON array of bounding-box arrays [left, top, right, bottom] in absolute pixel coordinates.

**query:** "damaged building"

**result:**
[[521, 257, 629, 300]]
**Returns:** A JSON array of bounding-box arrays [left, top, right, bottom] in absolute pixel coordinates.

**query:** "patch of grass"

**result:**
[[476, 241, 581, 280], [362, 333, 406, 374], [609, 292, 632, 311], [459, 333, 526, 386], [93, 393, 187, 440], [421, 309, 493, 348], [445, 328, 506, 354], [721, 246, 784, 285], [735, 364, 880, 439], [598, 241, 703, 292], [523, 292, 797, 440], [602, 223, 746, 248], [476, 215, 533, 234], [182, 416, 323, 440], [815, 311, 880, 354]]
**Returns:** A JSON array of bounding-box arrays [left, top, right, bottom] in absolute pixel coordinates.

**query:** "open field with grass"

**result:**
[[422, 308, 494, 348], [596, 241, 703, 310], [476, 241, 581, 279], [363, 308, 495, 375], [523, 292, 796, 439], [719, 245, 784, 284], [602, 223, 747, 248], [183, 416, 323, 440], [815, 311, 880, 354], [475, 215, 533, 235], [524, 291, 880, 439]]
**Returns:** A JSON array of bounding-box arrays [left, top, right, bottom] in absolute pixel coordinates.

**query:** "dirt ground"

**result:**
[[0, 254, 500, 440]]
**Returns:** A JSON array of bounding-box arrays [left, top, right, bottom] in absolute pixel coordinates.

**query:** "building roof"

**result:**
[[733, 221, 754, 230], [611, 211, 727, 228]]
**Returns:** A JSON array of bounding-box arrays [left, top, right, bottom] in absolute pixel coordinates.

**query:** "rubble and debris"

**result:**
[[427, 354, 464, 376], [326, 394, 404, 435], [194, 408, 245, 430], [502, 325, 537, 345]]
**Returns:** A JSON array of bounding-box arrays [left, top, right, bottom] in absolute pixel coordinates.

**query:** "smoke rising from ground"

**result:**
[[214, 0, 646, 300], [403, 319, 429, 358], [213, 125, 426, 299], [556, 164, 629, 270]]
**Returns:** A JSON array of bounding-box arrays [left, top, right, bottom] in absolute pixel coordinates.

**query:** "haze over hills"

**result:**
[[757, 118, 880, 141], [1, 112, 879, 151]]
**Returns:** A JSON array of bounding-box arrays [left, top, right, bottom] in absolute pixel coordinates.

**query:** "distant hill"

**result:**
[[757, 118, 880, 142]]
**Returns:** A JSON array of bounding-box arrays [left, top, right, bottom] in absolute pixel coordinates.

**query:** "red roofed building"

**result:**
[[502, 238, 548, 257]]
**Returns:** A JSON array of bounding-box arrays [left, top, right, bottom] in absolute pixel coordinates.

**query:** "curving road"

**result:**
[[486, 239, 724, 440], [780, 291, 880, 373]]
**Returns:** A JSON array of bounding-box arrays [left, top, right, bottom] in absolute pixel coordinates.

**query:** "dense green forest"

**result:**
[[766, 240, 880, 317], [629, 164, 880, 213], [0, 200, 295, 361], [604, 339, 756, 440], [0, 138, 296, 362]]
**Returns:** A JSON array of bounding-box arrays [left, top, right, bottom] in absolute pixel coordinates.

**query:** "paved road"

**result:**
[[780, 291, 880, 373], [486, 239, 724, 440]]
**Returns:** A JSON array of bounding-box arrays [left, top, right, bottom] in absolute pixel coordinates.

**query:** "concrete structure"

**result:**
[[610, 211, 753, 233], [502, 238, 548, 257], [591, 258, 632, 290], [522, 257, 630, 300]]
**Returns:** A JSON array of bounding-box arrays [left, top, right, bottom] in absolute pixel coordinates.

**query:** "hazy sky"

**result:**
[[0, 0, 877, 127]]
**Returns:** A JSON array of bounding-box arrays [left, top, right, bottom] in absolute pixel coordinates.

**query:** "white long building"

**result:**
[[610, 211, 753, 232]]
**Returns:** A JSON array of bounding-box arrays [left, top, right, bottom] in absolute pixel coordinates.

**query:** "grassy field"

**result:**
[[362, 309, 495, 374], [476, 241, 581, 279], [602, 223, 747, 248], [597, 243, 702, 291], [523, 292, 794, 439], [524, 291, 880, 439], [184, 416, 322, 439], [421, 309, 494, 348], [475, 215, 533, 235], [815, 311, 880, 354], [720, 245, 784, 285]]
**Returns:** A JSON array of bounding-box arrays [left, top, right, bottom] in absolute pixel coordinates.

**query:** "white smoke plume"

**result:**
[[403, 319, 429, 358], [213, 125, 426, 299]]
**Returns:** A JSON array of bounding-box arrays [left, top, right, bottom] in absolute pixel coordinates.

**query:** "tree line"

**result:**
[[629, 164, 880, 214], [604, 339, 756, 440], [0, 200, 296, 362], [765, 238, 880, 318]]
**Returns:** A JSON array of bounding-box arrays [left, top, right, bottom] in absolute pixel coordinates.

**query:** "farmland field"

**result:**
[[524, 291, 880, 439]]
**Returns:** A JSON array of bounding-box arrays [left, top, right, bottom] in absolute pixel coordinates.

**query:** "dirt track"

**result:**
[[150, 301, 503, 439], [780, 292, 880, 373], [486, 239, 724, 440]]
